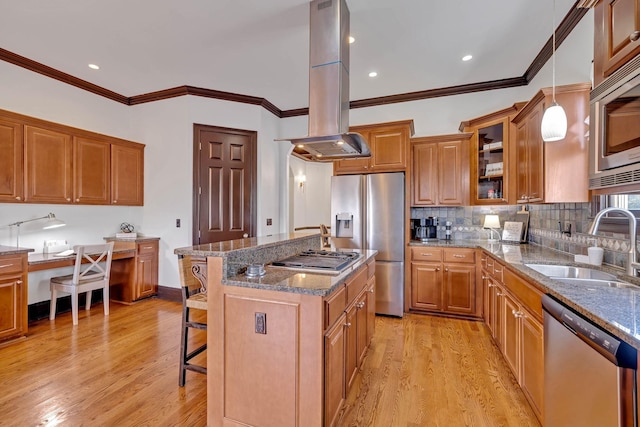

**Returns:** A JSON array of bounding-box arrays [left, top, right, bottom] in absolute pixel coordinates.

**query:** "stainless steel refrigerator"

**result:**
[[330, 172, 404, 317]]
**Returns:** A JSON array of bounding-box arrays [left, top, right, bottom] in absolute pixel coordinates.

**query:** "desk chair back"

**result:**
[[49, 242, 115, 325]]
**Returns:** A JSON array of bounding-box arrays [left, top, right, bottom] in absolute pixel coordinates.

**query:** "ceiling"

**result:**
[[0, 0, 583, 112]]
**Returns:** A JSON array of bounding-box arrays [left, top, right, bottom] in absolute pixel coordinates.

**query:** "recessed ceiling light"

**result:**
[[368, 71, 378, 78], [348, 36, 355, 44], [462, 55, 473, 62], [88, 64, 100, 70]]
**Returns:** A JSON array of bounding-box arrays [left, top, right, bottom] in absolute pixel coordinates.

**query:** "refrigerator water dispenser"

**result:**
[[335, 213, 353, 237]]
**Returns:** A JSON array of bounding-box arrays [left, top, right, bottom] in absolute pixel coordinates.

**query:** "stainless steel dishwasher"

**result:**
[[543, 294, 637, 427]]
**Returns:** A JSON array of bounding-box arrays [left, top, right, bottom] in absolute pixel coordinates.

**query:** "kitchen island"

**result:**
[[174, 233, 377, 427]]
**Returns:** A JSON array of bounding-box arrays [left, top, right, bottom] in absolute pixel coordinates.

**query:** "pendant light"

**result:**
[[541, 0, 567, 142]]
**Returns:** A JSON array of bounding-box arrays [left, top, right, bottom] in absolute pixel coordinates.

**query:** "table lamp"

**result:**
[[483, 214, 501, 243], [7, 212, 66, 247]]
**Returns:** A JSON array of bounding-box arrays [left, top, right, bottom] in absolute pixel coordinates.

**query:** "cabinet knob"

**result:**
[[435, 267, 440, 272], [113, 200, 117, 203], [496, 292, 504, 296], [444, 267, 449, 272], [16, 280, 22, 285], [15, 196, 21, 201], [368, 288, 374, 293], [76, 198, 80, 202], [66, 198, 71, 202], [345, 322, 352, 328], [631, 31, 640, 42]]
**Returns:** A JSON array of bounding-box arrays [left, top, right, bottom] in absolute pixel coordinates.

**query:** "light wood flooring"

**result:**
[[0, 300, 539, 427]]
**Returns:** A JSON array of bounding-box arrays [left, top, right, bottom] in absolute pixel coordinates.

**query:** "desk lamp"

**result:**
[[7, 213, 66, 247], [483, 214, 501, 243]]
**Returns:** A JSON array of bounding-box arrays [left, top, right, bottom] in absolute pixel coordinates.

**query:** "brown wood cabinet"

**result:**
[[482, 252, 544, 422], [108, 238, 159, 303], [0, 109, 145, 206], [74, 136, 110, 204], [334, 120, 414, 175], [112, 143, 144, 206], [325, 260, 375, 427], [411, 133, 471, 206], [0, 117, 24, 203], [594, 0, 640, 85], [410, 247, 480, 318], [512, 83, 591, 204], [0, 252, 28, 346], [460, 103, 524, 205], [25, 125, 73, 204]]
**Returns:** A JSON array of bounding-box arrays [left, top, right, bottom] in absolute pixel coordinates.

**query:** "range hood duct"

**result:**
[[282, 0, 370, 161]]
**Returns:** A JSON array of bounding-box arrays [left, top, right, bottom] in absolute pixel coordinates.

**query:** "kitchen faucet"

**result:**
[[588, 207, 640, 276]]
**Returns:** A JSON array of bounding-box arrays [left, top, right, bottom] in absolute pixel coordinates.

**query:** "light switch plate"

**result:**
[[255, 312, 267, 334]]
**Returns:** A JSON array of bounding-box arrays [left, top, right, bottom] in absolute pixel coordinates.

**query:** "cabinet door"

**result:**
[[0, 276, 24, 341], [502, 292, 520, 379], [365, 276, 376, 345], [112, 143, 144, 205], [599, 0, 640, 78], [74, 136, 110, 204], [520, 309, 544, 420], [443, 263, 476, 316], [24, 125, 73, 203], [368, 126, 408, 172], [344, 303, 359, 391], [526, 105, 544, 203], [135, 242, 158, 300], [482, 270, 491, 325], [410, 262, 442, 311], [472, 118, 508, 205], [0, 117, 23, 203], [356, 292, 368, 367], [515, 120, 529, 203], [412, 143, 438, 205], [438, 140, 465, 205], [324, 313, 346, 427], [487, 280, 501, 344]]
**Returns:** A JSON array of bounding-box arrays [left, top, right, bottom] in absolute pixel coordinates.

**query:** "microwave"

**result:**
[[590, 55, 640, 190]]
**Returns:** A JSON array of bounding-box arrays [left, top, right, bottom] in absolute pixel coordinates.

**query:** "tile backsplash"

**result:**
[[411, 203, 634, 271]]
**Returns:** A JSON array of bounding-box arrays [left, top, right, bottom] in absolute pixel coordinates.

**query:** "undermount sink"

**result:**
[[554, 277, 638, 289], [524, 263, 617, 281]]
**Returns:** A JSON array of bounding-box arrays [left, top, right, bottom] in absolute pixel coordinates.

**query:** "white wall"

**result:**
[[0, 9, 593, 302]]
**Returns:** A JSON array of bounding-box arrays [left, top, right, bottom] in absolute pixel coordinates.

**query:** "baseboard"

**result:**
[[157, 285, 182, 303]]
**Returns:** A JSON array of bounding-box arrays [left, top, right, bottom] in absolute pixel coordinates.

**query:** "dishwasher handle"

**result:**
[[542, 294, 637, 369]]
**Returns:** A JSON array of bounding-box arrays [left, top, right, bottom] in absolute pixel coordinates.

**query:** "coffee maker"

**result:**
[[411, 217, 438, 241]]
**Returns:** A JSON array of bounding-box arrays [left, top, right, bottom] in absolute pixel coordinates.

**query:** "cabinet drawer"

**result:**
[[346, 267, 368, 306], [0, 256, 24, 275], [443, 248, 475, 264], [137, 241, 158, 255], [492, 262, 504, 283], [503, 267, 543, 321], [324, 285, 346, 330], [411, 247, 442, 262]]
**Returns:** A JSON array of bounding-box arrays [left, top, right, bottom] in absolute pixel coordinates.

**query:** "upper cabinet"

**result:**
[[460, 103, 525, 205], [593, 0, 640, 85], [411, 133, 472, 206], [334, 120, 414, 175], [0, 117, 24, 203], [511, 83, 591, 204], [0, 109, 145, 206]]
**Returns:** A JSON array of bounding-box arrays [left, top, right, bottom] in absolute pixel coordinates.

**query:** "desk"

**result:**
[[28, 237, 159, 304]]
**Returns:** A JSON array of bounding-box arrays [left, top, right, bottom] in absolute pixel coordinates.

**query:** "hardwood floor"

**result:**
[[339, 314, 540, 427], [0, 301, 538, 426], [0, 298, 207, 427]]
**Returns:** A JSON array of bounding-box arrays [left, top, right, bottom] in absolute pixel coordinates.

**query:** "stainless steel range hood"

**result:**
[[282, 0, 370, 162]]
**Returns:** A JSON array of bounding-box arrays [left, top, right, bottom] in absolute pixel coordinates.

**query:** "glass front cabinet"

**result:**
[[460, 103, 524, 205]]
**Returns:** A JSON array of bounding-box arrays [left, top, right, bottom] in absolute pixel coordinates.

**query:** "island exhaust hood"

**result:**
[[281, 0, 370, 161]]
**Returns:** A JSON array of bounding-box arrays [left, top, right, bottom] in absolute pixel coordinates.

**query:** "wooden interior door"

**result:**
[[193, 124, 256, 245]]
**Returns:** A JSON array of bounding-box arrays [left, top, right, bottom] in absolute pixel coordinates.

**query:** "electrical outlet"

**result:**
[[176, 218, 181, 228], [255, 312, 267, 334], [266, 218, 272, 226], [563, 221, 575, 233]]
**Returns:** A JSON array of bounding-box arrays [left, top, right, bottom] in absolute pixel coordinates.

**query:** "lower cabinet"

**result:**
[[484, 253, 544, 422], [108, 238, 159, 303], [0, 253, 28, 345], [410, 247, 481, 318], [324, 259, 375, 427]]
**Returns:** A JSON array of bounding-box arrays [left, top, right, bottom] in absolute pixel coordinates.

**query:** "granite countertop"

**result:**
[[0, 245, 33, 255], [223, 249, 377, 297], [174, 232, 319, 257], [413, 239, 640, 349]]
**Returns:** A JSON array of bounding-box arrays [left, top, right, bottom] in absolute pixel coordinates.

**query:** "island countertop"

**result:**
[[412, 239, 640, 349]]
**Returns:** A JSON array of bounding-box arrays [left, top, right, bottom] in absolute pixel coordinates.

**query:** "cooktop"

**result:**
[[271, 250, 360, 273]]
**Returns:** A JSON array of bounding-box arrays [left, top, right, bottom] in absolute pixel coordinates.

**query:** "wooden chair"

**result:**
[[49, 242, 115, 326], [178, 255, 208, 386]]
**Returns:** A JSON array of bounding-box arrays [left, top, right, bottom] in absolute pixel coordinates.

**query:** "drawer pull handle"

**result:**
[[0, 264, 13, 268], [142, 246, 153, 250], [421, 253, 433, 256], [453, 254, 465, 258]]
